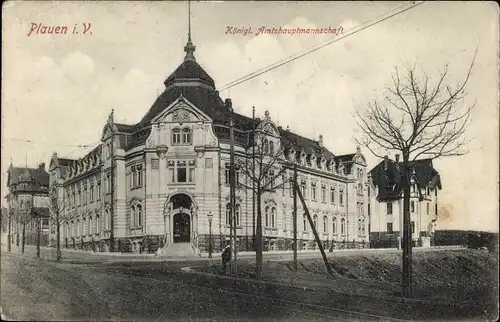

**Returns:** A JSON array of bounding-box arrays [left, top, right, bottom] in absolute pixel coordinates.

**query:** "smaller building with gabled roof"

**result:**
[[5, 163, 51, 247], [368, 155, 442, 248]]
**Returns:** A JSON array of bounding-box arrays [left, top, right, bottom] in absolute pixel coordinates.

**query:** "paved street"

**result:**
[[1, 245, 487, 321]]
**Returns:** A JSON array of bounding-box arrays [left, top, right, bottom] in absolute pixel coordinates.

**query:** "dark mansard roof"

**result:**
[[369, 158, 442, 201], [101, 42, 349, 162]]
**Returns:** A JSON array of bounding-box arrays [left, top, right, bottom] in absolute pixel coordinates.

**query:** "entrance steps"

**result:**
[[155, 242, 199, 258]]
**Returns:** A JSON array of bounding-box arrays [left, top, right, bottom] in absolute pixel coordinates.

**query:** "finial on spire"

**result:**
[[184, 0, 196, 61]]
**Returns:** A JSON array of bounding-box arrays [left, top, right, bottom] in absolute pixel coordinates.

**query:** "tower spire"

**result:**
[[184, 0, 196, 61]]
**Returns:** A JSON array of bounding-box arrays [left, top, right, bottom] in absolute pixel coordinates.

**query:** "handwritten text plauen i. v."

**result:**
[[27, 23, 92, 36]]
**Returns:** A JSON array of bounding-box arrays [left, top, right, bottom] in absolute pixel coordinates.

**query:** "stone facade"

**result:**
[[368, 156, 441, 248], [5, 164, 51, 248], [47, 36, 370, 255]]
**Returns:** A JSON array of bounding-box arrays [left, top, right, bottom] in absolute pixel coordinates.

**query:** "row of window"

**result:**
[[387, 201, 438, 215], [65, 173, 114, 209], [303, 215, 366, 235], [387, 221, 416, 234], [223, 203, 365, 235], [168, 160, 196, 183], [64, 209, 111, 239]]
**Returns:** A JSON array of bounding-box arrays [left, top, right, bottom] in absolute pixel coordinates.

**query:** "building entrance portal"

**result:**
[[173, 212, 190, 243], [170, 193, 193, 243]]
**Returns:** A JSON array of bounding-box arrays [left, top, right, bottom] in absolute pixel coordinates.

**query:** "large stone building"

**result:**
[[368, 156, 442, 248], [5, 164, 51, 247], [48, 32, 369, 255]]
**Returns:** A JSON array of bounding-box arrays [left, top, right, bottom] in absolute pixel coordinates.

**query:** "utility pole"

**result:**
[[293, 163, 298, 271], [109, 109, 115, 252], [36, 213, 41, 258], [252, 106, 256, 250], [8, 207, 12, 252], [294, 180, 334, 276], [228, 99, 237, 274]]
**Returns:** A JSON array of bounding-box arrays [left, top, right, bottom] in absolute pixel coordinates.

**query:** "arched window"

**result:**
[[313, 214, 318, 229], [235, 204, 240, 226], [131, 205, 136, 228], [182, 128, 192, 144], [96, 214, 100, 234], [303, 214, 308, 231], [271, 207, 276, 228], [265, 206, 270, 227], [269, 141, 274, 155], [88, 216, 92, 235], [172, 128, 181, 144], [333, 217, 337, 234], [263, 139, 269, 155], [136, 204, 142, 227], [323, 216, 328, 233], [341, 218, 346, 235]]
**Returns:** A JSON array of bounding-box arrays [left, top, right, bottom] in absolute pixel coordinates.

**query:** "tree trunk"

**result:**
[[255, 191, 263, 280], [22, 222, 26, 254], [402, 154, 413, 297], [8, 214, 11, 252], [56, 213, 61, 262], [36, 218, 41, 258]]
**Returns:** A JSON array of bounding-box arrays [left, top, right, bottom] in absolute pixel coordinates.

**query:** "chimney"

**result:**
[[383, 155, 388, 170], [224, 98, 232, 109], [318, 134, 323, 147]]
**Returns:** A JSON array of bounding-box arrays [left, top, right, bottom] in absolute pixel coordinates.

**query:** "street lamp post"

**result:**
[[207, 211, 213, 258]]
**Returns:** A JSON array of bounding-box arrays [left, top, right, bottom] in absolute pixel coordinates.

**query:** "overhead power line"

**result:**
[[216, 1, 425, 92], [3, 137, 96, 148]]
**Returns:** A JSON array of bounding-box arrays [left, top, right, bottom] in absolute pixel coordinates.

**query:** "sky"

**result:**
[[2, 1, 498, 232]]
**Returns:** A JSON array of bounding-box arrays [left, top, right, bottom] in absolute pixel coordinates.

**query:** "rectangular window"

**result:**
[[90, 185, 94, 202], [387, 223, 393, 234], [311, 183, 317, 201], [225, 168, 230, 185], [131, 166, 137, 187], [96, 181, 101, 200], [300, 181, 306, 199], [411, 201, 415, 213], [330, 186, 335, 204], [177, 162, 187, 182], [387, 202, 393, 215], [411, 221, 415, 234], [188, 166, 195, 183], [321, 185, 326, 203], [339, 188, 344, 205], [137, 164, 143, 186], [427, 202, 429, 215], [435, 203, 438, 215]]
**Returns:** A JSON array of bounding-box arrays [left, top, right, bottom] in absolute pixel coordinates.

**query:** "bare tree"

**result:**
[[235, 122, 289, 279], [355, 55, 476, 297], [46, 186, 68, 262]]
